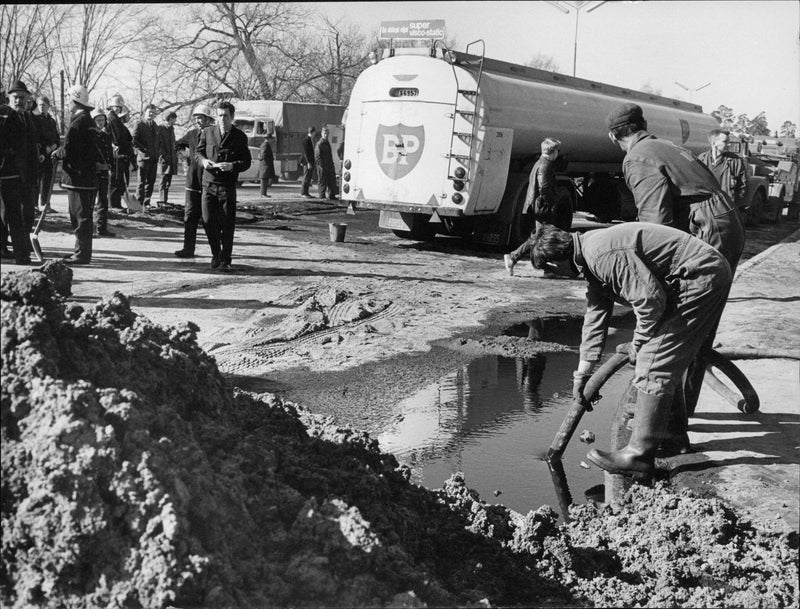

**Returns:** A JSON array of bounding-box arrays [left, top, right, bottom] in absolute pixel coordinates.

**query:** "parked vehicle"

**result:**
[[727, 133, 799, 224], [340, 44, 718, 244], [232, 100, 346, 185]]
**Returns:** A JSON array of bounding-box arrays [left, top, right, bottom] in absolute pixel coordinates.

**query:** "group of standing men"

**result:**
[[300, 125, 341, 201], [0, 79, 206, 265], [517, 102, 746, 479], [1, 81, 60, 265]]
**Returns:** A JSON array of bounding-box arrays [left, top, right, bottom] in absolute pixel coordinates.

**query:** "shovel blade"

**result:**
[[29, 233, 44, 263]]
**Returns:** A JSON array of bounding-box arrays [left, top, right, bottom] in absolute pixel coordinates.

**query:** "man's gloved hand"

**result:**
[[616, 342, 638, 365], [572, 370, 591, 407]]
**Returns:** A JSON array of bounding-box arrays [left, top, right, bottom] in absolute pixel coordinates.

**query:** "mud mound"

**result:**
[[566, 484, 799, 608], [2, 268, 797, 609], [0, 269, 573, 608]]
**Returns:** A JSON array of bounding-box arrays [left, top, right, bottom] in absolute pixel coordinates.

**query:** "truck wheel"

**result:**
[[510, 183, 534, 246], [747, 190, 766, 225]]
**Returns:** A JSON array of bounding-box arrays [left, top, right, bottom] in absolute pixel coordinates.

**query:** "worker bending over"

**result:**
[[529, 222, 733, 477]]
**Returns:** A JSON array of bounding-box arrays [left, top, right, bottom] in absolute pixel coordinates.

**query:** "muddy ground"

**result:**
[[1, 180, 798, 607]]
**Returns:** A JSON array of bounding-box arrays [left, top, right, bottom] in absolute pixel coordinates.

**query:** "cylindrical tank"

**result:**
[[347, 51, 718, 172]]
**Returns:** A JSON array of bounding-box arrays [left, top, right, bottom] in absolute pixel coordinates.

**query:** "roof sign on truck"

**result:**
[[380, 20, 445, 40]]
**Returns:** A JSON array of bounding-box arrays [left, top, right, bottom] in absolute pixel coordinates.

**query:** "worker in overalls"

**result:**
[[606, 102, 746, 455], [529, 222, 732, 477]]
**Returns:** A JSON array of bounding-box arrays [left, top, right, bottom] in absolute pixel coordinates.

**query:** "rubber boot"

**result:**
[[587, 389, 670, 477], [657, 388, 691, 457]]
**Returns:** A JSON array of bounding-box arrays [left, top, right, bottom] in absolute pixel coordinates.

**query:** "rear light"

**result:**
[[343, 172, 351, 182], [452, 179, 464, 191], [343, 183, 350, 193], [452, 193, 463, 204], [344, 160, 351, 169], [454, 167, 466, 179]]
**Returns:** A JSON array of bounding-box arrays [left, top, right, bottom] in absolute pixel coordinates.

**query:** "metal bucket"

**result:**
[[329, 222, 347, 242]]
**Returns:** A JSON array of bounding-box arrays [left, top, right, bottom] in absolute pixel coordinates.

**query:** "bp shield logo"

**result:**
[[679, 119, 690, 144], [375, 124, 425, 179]]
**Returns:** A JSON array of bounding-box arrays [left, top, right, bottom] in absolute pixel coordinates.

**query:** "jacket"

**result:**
[[0, 104, 25, 179], [195, 124, 251, 187], [159, 123, 178, 172], [93, 128, 114, 174], [59, 108, 101, 190], [35, 112, 60, 157], [302, 135, 315, 166], [18, 110, 41, 184], [523, 155, 557, 214], [314, 137, 336, 174], [697, 149, 748, 207], [258, 139, 276, 180], [133, 119, 161, 164], [572, 222, 731, 362], [108, 111, 134, 158], [623, 131, 725, 229], [176, 127, 204, 192]]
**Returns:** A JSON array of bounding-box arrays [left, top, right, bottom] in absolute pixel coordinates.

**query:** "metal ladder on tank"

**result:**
[[444, 40, 486, 183]]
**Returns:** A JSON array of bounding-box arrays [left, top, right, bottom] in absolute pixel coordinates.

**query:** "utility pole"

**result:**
[[674, 80, 711, 103], [60, 71, 65, 134], [545, 1, 608, 77]]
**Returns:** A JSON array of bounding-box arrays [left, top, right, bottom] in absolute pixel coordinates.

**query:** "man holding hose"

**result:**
[[529, 222, 732, 477]]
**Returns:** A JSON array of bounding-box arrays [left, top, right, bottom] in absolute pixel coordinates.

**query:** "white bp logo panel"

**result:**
[[355, 101, 450, 206], [375, 124, 425, 179]]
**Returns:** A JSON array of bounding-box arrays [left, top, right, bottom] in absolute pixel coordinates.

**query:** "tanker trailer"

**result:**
[[340, 45, 719, 245]]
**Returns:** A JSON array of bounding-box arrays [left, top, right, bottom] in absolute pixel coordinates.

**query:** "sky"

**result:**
[[311, 0, 800, 131]]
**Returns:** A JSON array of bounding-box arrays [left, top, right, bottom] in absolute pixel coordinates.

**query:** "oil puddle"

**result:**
[[377, 319, 634, 518]]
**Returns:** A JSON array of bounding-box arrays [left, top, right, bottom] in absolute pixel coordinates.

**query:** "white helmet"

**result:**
[[90, 107, 106, 119], [192, 103, 215, 120], [67, 84, 93, 109]]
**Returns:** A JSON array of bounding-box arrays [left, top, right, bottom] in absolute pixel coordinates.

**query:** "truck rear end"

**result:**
[[341, 49, 513, 239]]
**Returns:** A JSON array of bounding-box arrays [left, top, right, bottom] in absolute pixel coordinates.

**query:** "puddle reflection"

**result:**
[[378, 330, 633, 518]]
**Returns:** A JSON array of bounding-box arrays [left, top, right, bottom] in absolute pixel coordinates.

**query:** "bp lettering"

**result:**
[[375, 123, 425, 179], [380, 134, 421, 165]]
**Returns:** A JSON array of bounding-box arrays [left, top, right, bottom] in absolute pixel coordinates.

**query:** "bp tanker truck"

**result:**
[[340, 44, 719, 245]]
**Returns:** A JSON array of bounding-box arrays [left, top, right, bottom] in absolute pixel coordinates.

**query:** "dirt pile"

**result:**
[[2, 266, 797, 608]]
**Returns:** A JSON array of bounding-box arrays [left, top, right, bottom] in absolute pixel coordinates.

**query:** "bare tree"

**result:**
[[0, 5, 51, 88], [526, 53, 560, 73], [165, 2, 310, 99], [47, 5, 156, 92], [298, 16, 371, 104], [639, 81, 662, 96]]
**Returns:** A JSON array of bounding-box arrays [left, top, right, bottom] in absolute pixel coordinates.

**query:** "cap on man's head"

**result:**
[[37, 95, 50, 105], [8, 80, 31, 95], [67, 84, 94, 109], [605, 103, 644, 131], [107, 94, 125, 109]]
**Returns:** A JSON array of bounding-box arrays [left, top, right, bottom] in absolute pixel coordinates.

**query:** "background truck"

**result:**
[[340, 43, 719, 245], [233, 100, 346, 183], [727, 133, 799, 224]]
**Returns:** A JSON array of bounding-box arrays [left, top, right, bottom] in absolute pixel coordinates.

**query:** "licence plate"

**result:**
[[379, 211, 411, 230]]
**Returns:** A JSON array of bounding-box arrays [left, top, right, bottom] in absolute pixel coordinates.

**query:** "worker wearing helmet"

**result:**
[[173, 103, 215, 258], [106, 94, 134, 210], [604, 102, 746, 457], [90, 107, 115, 237], [53, 84, 104, 264]]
